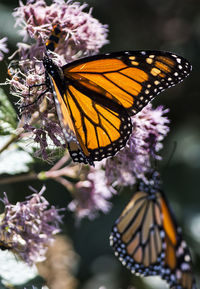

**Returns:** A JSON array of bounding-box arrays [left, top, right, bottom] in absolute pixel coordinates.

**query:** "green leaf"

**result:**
[[0, 88, 17, 135], [0, 136, 33, 175], [0, 250, 38, 286]]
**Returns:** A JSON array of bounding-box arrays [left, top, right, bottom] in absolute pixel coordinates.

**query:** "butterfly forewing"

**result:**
[[160, 196, 196, 289], [49, 75, 94, 164], [63, 50, 191, 115], [48, 74, 77, 142]]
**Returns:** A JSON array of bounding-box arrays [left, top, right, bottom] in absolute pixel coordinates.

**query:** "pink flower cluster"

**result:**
[[0, 37, 9, 61], [13, 0, 108, 61], [8, 0, 109, 161], [0, 187, 63, 265], [105, 104, 170, 186], [68, 167, 116, 220]]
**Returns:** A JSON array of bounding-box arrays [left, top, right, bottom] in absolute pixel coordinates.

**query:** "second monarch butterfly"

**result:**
[[41, 25, 192, 165], [110, 172, 196, 289]]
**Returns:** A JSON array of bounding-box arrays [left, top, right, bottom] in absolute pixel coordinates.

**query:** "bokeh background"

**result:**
[[0, 0, 200, 288]]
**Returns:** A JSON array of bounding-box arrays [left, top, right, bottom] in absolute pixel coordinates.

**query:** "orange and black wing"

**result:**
[[110, 191, 166, 275], [47, 68, 132, 165], [48, 73, 94, 164], [45, 50, 191, 164], [110, 189, 196, 289], [61, 50, 191, 163], [64, 82, 132, 163], [63, 50, 191, 116], [160, 193, 196, 289]]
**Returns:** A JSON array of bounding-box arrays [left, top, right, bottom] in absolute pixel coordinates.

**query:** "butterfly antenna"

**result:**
[[163, 141, 177, 178]]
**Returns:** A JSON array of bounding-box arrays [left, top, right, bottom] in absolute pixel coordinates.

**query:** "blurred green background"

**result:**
[[0, 0, 200, 288]]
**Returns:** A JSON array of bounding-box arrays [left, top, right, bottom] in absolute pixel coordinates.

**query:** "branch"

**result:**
[[0, 172, 37, 185]]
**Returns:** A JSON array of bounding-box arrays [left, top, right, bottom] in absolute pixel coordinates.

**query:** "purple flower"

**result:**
[[0, 37, 9, 61], [105, 104, 170, 187], [13, 0, 108, 61], [8, 0, 108, 161], [0, 187, 63, 266], [68, 166, 116, 220]]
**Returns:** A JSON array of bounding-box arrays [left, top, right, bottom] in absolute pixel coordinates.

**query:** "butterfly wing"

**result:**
[[48, 73, 94, 165], [48, 74, 77, 142], [67, 140, 91, 165], [61, 50, 191, 163], [48, 67, 131, 164], [65, 82, 132, 162], [63, 50, 191, 115], [160, 194, 196, 289], [110, 191, 166, 275], [110, 190, 196, 289], [45, 50, 191, 164]]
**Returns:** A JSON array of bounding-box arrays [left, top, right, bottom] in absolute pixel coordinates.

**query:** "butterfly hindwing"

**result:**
[[110, 191, 166, 276], [65, 82, 132, 162], [110, 179, 196, 289]]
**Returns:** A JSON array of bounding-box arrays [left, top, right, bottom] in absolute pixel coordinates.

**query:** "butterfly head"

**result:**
[[43, 54, 64, 84], [43, 54, 54, 71]]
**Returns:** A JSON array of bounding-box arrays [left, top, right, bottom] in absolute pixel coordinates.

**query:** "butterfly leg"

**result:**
[[20, 88, 48, 111]]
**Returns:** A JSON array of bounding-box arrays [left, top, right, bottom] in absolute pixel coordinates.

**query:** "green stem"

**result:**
[[0, 172, 38, 185], [0, 133, 20, 154], [0, 117, 25, 155]]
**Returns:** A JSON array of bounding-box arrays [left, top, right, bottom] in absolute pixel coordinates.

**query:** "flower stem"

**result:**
[[0, 172, 38, 185], [0, 127, 24, 155], [0, 134, 19, 154]]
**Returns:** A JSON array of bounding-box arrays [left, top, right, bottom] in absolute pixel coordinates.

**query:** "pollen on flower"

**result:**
[[0, 187, 63, 266]]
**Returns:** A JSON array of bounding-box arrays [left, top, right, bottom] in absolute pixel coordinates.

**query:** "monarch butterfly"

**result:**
[[42, 25, 191, 165], [110, 172, 196, 289]]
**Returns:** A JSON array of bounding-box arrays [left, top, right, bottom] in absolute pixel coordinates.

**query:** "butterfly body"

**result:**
[[43, 46, 191, 164], [110, 173, 196, 289], [43, 56, 65, 93]]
